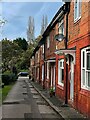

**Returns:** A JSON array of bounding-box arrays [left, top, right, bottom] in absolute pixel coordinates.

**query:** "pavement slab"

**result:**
[[2, 104, 31, 118], [31, 81, 86, 120]]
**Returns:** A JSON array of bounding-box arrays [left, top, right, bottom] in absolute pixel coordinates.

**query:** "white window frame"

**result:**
[[58, 59, 64, 86], [47, 36, 50, 48], [42, 65, 44, 81], [37, 67, 39, 79], [38, 52, 39, 63], [42, 45, 44, 54], [74, 0, 81, 22], [58, 19, 64, 35], [81, 46, 90, 90], [47, 62, 49, 79]]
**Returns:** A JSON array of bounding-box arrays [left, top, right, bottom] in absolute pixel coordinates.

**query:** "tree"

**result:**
[[2, 35, 42, 73], [27, 16, 35, 44], [2, 38, 24, 72], [45, 15, 48, 30], [13, 37, 28, 51], [21, 35, 42, 69], [41, 15, 48, 35]]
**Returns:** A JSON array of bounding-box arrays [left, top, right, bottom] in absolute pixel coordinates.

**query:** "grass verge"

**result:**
[[2, 83, 15, 102]]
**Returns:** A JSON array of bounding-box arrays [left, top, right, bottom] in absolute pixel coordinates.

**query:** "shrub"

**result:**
[[2, 74, 10, 85], [2, 73, 17, 85]]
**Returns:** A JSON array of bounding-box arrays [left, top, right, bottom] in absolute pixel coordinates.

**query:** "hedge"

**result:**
[[2, 73, 17, 85]]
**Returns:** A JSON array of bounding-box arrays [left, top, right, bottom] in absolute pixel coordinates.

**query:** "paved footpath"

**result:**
[[30, 80, 88, 120], [1, 77, 64, 120]]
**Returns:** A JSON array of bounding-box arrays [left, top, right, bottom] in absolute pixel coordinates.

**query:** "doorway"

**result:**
[[50, 64, 56, 91], [70, 60, 74, 101]]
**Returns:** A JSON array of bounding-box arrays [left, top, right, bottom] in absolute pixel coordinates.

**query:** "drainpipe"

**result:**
[[65, 2, 70, 105]]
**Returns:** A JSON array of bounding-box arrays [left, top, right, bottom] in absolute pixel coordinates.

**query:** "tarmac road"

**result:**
[[1, 77, 63, 120]]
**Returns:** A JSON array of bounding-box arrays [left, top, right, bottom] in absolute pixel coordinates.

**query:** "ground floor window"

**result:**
[[37, 67, 39, 79], [58, 59, 64, 86], [42, 65, 44, 81], [81, 46, 90, 90], [47, 62, 49, 79]]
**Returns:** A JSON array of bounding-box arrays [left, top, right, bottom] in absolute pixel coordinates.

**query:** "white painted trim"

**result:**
[[74, 0, 81, 22], [42, 65, 44, 81], [70, 62, 74, 100], [81, 46, 90, 91], [47, 62, 49, 79], [58, 59, 64, 87], [47, 36, 50, 48]]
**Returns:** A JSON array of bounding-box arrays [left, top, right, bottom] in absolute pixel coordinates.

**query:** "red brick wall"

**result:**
[[55, 1, 90, 117], [45, 26, 57, 89], [55, 16, 66, 100], [39, 46, 44, 84], [68, 1, 90, 117], [55, 55, 65, 100], [68, 2, 89, 44], [45, 26, 56, 59]]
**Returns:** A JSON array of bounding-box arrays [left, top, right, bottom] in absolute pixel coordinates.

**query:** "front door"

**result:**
[[70, 61, 74, 101]]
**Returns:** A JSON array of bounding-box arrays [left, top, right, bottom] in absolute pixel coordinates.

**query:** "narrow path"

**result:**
[[2, 77, 63, 119]]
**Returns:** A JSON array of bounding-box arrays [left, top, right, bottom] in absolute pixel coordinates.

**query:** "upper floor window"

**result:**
[[58, 59, 64, 86], [42, 45, 44, 54], [74, 0, 81, 22], [47, 36, 50, 48], [58, 19, 64, 35], [36, 52, 39, 63], [81, 46, 90, 90]]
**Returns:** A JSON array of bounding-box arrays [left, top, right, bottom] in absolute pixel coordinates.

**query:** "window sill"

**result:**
[[57, 84, 64, 90], [81, 86, 90, 91], [80, 88, 90, 97], [74, 16, 81, 24], [58, 82, 64, 87], [46, 78, 49, 81]]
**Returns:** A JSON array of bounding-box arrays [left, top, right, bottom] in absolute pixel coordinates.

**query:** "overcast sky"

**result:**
[[1, 2, 63, 40]]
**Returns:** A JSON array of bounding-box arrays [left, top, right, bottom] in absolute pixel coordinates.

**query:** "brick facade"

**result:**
[[44, 26, 56, 90], [30, 1, 90, 117], [67, 1, 90, 117]]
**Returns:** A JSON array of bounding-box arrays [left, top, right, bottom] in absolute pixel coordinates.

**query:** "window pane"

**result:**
[[47, 36, 50, 48], [75, 0, 77, 19], [62, 61, 64, 67], [87, 53, 90, 70], [61, 23, 64, 35], [82, 69, 85, 85], [79, 0, 81, 17], [58, 21, 64, 35], [60, 62, 62, 67], [83, 51, 85, 67], [47, 63, 49, 79], [62, 69, 64, 83], [87, 72, 90, 87]]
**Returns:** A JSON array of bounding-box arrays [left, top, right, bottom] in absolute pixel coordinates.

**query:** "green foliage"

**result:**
[[2, 83, 15, 101], [2, 72, 17, 85], [13, 38, 28, 51], [2, 35, 42, 73], [50, 87, 54, 93], [2, 38, 24, 72]]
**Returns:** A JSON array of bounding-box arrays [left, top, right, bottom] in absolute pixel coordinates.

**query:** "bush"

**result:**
[[2, 73, 17, 85]]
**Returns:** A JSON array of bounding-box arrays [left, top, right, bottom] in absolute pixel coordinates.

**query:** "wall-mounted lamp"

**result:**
[[54, 33, 65, 42]]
